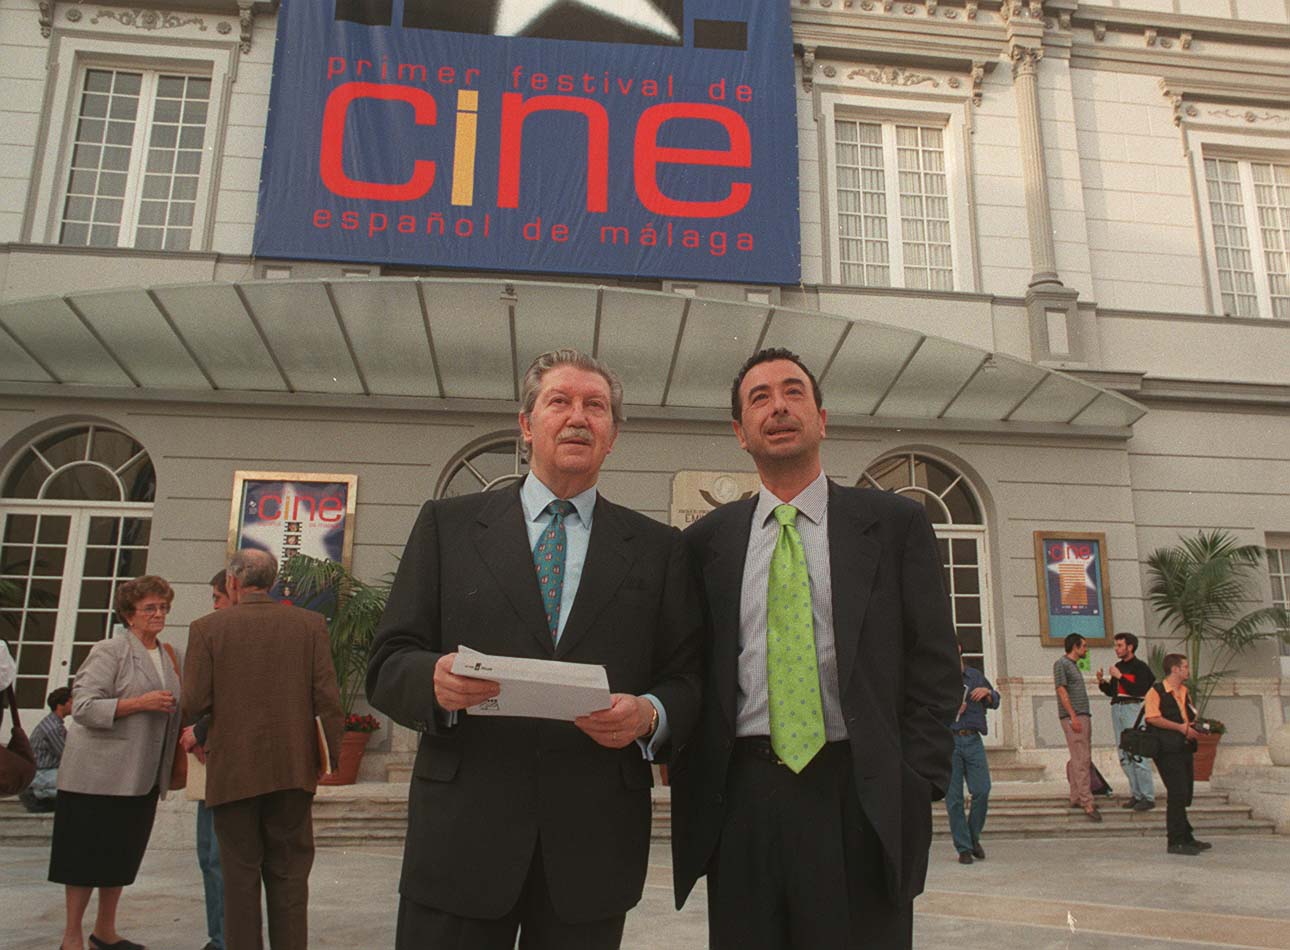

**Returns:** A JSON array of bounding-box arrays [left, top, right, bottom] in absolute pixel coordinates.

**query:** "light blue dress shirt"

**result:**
[[520, 475, 668, 759]]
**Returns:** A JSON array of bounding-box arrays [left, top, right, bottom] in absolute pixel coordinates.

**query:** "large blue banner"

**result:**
[[253, 0, 800, 283]]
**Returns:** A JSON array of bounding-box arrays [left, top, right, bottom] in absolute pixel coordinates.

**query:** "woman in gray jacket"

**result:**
[[50, 575, 182, 950]]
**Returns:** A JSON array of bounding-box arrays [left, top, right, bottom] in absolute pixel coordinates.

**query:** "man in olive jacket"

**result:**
[[184, 548, 343, 950]]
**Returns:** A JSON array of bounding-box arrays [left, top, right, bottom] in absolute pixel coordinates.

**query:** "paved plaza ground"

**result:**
[[4, 834, 1288, 949]]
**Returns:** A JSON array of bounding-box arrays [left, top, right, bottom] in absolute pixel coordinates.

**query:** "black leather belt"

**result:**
[[953, 729, 979, 736], [1111, 698, 1143, 704], [733, 736, 848, 767]]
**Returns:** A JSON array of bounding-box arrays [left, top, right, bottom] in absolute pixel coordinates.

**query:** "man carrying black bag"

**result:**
[[1144, 653, 1211, 856]]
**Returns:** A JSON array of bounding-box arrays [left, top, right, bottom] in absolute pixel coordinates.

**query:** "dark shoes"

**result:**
[[1084, 807, 1103, 822], [1168, 841, 1203, 856], [957, 852, 973, 864], [1121, 796, 1140, 809], [19, 791, 55, 813], [1133, 799, 1156, 811], [90, 935, 146, 950], [971, 842, 986, 860], [1189, 838, 1213, 851]]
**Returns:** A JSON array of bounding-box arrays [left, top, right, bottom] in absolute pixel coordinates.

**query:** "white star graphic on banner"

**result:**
[[493, 0, 680, 41]]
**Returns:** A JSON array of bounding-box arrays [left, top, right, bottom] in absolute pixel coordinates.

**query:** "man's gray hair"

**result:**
[[228, 548, 278, 589], [519, 349, 625, 426]]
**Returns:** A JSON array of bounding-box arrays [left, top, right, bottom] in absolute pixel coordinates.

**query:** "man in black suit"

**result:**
[[367, 348, 702, 950], [672, 347, 961, 949]]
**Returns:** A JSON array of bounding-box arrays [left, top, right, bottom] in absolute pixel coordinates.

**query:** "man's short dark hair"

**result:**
[[210, 570, 228, 594], [1113, 631, 1138, 653], [47, 686, 72, 710], [1162, 652, 1187, 676], [730, 347, 823, 420], [1063, 633, 1085, 653]]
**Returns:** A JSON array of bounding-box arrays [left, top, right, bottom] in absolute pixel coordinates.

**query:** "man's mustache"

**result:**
[[558, 427, 594, 442]]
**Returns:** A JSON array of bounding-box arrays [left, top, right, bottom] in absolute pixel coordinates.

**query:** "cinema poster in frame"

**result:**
[[227, 471, 358, 575], [1034, 531, 1113, 647]]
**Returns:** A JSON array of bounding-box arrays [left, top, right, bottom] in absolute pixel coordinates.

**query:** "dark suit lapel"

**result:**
[[707, 499, 756, 734], [555, 496, 634, 659], [471, 485, 554, 656], [828, 482, 881, 699]]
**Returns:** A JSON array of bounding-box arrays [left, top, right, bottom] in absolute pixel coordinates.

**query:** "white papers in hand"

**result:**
[[452, 646, 612, 721]]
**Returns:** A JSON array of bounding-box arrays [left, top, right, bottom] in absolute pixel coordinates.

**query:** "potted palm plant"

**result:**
[[1145, 530, 1290, 779], [280, 554, 392, 785]]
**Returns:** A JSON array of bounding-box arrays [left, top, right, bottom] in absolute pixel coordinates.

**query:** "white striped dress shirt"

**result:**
[[736, 470, 848, 741]]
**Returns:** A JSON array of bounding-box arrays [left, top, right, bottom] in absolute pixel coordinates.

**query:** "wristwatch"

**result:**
[[644, 702, 659, 739]]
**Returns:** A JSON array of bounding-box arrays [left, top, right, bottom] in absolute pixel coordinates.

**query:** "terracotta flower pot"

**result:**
[[1192, 731, 1221, 781], [320, 730, 371, 786]]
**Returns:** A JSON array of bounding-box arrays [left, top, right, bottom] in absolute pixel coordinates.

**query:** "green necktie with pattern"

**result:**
[[767, 503, 826, 773]]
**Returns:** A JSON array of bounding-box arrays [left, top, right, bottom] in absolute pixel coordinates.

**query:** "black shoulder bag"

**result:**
[[1117, 696, 1158, 762]]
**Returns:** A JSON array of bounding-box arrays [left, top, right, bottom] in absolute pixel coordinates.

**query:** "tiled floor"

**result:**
[[4, 834, 1288, 949]]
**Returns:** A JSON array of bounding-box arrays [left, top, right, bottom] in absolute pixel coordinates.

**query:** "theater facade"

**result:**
[[0, 0, 1287, 778]]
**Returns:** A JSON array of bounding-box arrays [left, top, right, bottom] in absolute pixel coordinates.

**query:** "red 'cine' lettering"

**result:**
[[320, 82, 437, 200]]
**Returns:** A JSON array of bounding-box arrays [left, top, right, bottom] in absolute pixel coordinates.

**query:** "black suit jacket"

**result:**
[[367, 483, 702, 923], [671, 481, 960, 907]]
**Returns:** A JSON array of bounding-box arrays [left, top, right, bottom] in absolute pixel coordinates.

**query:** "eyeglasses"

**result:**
[[135, 604, 171, 616]]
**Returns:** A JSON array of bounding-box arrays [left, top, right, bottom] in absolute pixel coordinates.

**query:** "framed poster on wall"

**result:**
[[227, 471, 358, 572], [1034, 531, 1113, 647]]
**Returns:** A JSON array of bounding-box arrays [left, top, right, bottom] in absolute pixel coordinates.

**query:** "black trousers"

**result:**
[[1155, 750, 1195, 846], [707, 741, 912, 950], [395, 842, 626, 950]]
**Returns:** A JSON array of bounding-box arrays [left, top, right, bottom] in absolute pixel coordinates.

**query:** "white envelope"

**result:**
[[452, 646, 612, 721]]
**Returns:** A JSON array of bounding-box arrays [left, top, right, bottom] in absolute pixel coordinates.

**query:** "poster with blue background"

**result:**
[[253, 0, 801, 283]]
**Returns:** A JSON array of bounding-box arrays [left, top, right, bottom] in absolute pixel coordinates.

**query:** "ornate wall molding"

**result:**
[[237, 0, 255, 53], [1160, 76, 1290, 128], [90, 8, 209, 32], [801, 46, 816, 91], [39, 1, 54, 37], [847, 65, 940, 88], [1009, 44, 1044, 80], [1207, 108, 1286, 125]]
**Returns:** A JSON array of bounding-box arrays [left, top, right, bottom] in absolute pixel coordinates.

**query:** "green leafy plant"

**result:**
[[1145, 529, 1290, 723], [279, 554, 392, 719]]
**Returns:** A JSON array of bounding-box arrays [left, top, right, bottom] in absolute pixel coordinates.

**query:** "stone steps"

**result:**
[[8, 783, 1273, 849], [0, 800, 54, 845], [304, 782, 1276, 846]]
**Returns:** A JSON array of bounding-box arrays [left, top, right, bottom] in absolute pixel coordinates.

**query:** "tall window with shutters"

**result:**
[[58, 68, 211, 251], [1201, 155, 1290, 320], [833, 118, 954, 290]]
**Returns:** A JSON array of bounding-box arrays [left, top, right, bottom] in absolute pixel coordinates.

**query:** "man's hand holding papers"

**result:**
[[433, 652, 502, 711], [450, 646, 612, 722]]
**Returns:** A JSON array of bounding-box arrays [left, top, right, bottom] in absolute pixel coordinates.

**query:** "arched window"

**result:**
[[1, 425, 154, 712], [860, 453, 996, 716], [437, 434, 529, 499], [859, 452, 980, 525]]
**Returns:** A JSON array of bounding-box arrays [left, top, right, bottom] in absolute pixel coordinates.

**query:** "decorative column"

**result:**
[[1005, 1, 1086, 366], [1010, 43, 1062, 290]]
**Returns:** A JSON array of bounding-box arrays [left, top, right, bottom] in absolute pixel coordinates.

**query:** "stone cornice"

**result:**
[[1071, 3, 1290, 46]]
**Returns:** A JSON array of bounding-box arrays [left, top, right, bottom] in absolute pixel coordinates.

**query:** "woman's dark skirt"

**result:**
[[48, 787, 160, 887]]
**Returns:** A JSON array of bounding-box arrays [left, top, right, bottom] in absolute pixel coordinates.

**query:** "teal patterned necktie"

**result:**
[[767, 504, 825, 773], [533, 499, 575, 640]]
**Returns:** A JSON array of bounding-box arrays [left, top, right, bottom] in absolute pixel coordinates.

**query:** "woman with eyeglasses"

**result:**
[[50, 575, 183, 950]]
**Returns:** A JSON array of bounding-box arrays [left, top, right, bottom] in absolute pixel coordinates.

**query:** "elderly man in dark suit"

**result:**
[[183, 549, 344, 950], [367, 348, 702, 950], [672, 347, 961, 950]]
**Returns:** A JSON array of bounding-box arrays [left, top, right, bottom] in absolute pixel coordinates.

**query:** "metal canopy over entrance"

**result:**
[[0, 278, 1146, 430]]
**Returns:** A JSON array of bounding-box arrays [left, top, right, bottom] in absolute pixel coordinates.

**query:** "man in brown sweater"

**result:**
[[183, 549, 344, 950]]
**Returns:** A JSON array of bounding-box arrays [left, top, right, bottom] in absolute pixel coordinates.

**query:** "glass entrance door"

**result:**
[[1, 504, 151, 719], [935, 527, 1000, 746]]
